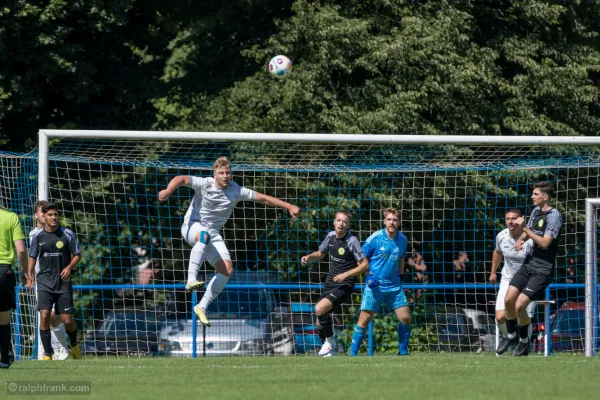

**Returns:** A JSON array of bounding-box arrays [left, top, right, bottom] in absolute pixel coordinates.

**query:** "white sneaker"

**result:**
[[318, 342, 335, 357], [53, 346, 70, 361]]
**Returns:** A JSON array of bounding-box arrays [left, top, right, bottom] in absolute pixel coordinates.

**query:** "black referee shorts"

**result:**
[[509, 264, 553, 301], [0, 265, 17, 312], [37, 290, 74, 314], [319, 283, 353, 308]]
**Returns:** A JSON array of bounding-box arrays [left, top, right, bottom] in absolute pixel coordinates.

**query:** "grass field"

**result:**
[[2, 355, 599, 399]]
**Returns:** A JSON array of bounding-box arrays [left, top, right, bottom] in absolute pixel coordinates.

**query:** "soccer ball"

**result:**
[[268, 55, 292, 78]]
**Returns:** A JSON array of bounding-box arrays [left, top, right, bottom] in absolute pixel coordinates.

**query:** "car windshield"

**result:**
[[477, 315, 493, 334], [96, 311, 158, 331], [438, 314, 468, 335], [206, 289, 270, 319], [551, 309, 585, 334]]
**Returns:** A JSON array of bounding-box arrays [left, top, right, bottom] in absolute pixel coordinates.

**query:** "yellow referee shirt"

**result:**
[[0, 208, 25, 265]]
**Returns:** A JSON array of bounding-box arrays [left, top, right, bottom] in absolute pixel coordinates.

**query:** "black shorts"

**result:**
[[510, 264, 553, 301], [37, 290, 74, 314], [319, 284, 353, 308], [0, 266, 17, 312]]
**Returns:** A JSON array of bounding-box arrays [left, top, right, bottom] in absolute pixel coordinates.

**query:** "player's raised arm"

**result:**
[[158, 176, 191, 202], [254, 192, 300, 218]]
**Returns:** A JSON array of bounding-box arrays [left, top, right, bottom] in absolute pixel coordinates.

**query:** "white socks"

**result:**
[[325, 336, 336, 347], [199, 273, 230, 309], [39, 323, 69, 359], [52, 324, 68, 350], [497, 322, 508, 336], [187, 241, 207, 285]]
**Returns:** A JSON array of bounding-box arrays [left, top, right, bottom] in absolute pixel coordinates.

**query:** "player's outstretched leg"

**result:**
[[185, 230, 210, 292], [195, 257, 232, 327]]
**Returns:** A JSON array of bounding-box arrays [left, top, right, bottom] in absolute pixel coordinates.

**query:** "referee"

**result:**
[[0, 206, 29, 369]]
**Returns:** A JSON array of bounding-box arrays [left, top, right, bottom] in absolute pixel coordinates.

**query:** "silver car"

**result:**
[[158, 288, 293, 357]]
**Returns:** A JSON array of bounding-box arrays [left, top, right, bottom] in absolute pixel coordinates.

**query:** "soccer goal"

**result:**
[[3, 131, 600, 358]]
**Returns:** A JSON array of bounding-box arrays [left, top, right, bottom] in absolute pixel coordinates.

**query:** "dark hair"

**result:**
[[33, 200, 49, 213], [534, 181, 555, 198], [505, 208, 523, 217], [335, 209, 353, 221], [42, 203, 59, 214]]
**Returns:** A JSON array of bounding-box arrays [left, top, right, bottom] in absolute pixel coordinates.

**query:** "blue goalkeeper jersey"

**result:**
[[362, 229, 408, 292]]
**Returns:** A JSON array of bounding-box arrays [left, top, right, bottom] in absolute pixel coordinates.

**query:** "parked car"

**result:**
[[435, 306, 495, 352], [158, 288, 294, 357], [82, 310, 161, 356], [533, 302, 588, 353]]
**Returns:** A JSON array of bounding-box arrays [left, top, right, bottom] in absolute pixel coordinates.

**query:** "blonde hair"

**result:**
[[213, 156, 231, 171], [383, 208, 401, 218]]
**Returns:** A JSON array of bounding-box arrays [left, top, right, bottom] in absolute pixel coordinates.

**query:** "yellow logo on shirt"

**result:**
[[538, 220, 544, 228], [56, 241, 64, 249], [338, 248, 346, 256]]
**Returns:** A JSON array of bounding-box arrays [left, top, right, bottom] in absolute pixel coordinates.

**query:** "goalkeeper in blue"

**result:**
[[350, 208, 411, 356], [159, 156, 300, 327]]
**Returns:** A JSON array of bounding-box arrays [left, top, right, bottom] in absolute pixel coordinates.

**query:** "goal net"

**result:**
[[3, 131, 600, 358]]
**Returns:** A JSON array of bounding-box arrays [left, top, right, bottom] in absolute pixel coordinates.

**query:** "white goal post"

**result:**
[[32, 129, 600, 358], [585, 198, 599, 357]]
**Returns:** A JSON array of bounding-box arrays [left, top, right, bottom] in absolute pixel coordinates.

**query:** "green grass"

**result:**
[[2, 355, 599, 399]]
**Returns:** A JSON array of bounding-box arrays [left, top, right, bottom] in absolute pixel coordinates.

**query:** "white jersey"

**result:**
[[29, 227, 43, 274], [183, 176, 256, 234], [495, 228, 533, 280]]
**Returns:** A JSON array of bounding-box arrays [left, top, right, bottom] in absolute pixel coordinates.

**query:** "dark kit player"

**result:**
[[28, 203, 83, 360], [301, 210, 368, 356]]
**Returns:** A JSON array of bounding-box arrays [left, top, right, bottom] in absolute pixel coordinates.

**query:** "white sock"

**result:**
[[199, 273, 230, 309], [187, 241, 207, 285], [325, 336, 336, 347], [507, 332, 516, 339], [497, 322, 508, 336], [528, 324, 533, 340], [52, 324, 69, 350]]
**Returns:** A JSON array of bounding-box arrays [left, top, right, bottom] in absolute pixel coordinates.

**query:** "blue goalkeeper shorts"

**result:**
[[360, 286, 408, 313]]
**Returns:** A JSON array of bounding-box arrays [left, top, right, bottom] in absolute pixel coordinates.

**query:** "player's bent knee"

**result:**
[[195, 231, 211, 245], [315, 300, 333, 316]]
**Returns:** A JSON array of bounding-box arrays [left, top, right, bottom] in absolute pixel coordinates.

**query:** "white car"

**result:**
[[158, 288, 293, 357]]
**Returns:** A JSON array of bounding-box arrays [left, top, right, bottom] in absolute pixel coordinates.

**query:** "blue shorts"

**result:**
[[360, 286, 408, 313]]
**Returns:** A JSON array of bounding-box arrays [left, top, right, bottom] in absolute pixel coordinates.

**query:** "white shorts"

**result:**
[[181, 222, 231, 265], [496, 278, 536, 318]]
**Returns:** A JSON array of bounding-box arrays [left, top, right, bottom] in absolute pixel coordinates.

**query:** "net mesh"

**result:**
[[2, 136, 599, 358]]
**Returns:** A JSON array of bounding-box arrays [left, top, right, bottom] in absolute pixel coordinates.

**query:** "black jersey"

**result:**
[[318, 231, 365, 287], [29, 227, 81, 293], [525, 207, 563, 271]]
